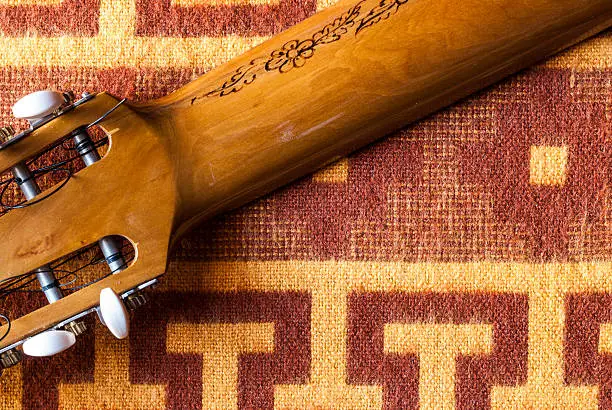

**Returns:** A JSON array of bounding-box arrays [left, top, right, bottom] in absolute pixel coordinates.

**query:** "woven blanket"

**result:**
[[0, 0, 611, 408]]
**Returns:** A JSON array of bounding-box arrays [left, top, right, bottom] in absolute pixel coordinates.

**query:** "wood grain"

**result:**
[[0, 0, 610, 349], [132, 0, 612, 241]]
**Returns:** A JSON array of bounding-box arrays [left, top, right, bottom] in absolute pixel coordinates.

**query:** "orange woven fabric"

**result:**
[[0, 1, 611, 409]]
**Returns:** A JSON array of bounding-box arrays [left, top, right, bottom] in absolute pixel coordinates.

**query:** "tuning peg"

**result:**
[[12, 90, 65, 121], [99, 288, 129, 339], [96, 289, 147, 325], [22, 330, 76, 357]]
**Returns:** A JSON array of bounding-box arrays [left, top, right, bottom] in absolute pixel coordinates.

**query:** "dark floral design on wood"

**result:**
[[266, 39, 316, 73], [202, 1, 363, 99], [197, 0, 408, 101], [356, 0, 410, 34]]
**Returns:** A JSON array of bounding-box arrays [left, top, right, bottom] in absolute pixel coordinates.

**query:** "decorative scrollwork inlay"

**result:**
[[356, 0, 409, 34], [194, 0, 409, 102]]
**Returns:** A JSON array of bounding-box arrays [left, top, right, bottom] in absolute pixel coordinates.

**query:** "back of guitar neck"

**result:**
[[133, 0, 612, 238]]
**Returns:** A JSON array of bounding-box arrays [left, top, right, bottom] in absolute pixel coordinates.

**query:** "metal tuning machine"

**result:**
[[0, 90, 149, 367], [0, 90, 95, 150]]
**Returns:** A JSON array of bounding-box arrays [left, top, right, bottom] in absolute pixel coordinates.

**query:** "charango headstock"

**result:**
[[0, 90, 177, 367]]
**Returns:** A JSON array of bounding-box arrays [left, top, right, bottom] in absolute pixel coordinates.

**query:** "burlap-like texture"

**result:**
[[0, 0, 611, 409]]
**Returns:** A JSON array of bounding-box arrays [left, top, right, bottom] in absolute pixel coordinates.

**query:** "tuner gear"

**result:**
[[0, 126, 14, 144], [11, 90, 65, 121], [63, 320, 87, 336], [62, 91, 75, 105], [124, 292, 148, 311], [22, 330, 76, 357], [0, 349, 22, 369]]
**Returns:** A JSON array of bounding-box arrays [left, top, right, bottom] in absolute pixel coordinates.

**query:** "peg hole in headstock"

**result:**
[[0, 125, 110, 216], [0, 235, 135, 343]]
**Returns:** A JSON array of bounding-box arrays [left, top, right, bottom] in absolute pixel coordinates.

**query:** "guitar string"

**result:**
[[0, 99, 131, 343], [0, 136, 109, 211], [0, 240, 135, 297], [0, 240, 135, 343], [0, 96, 126, 213]]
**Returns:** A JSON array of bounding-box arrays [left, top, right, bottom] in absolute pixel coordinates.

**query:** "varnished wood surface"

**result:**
[[133, 0, 612, 241], [0, 96, 175, 347], [0, 0, 610, 348]]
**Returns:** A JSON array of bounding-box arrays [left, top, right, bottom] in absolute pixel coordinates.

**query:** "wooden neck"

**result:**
[[0, 0, 609, 350], [133, 0, 612, 241]]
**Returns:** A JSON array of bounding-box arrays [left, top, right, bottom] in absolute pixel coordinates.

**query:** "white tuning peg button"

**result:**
[[99, 288, 129, 339], [12, 90, 65, 121], [22, 330, 76, 357]]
